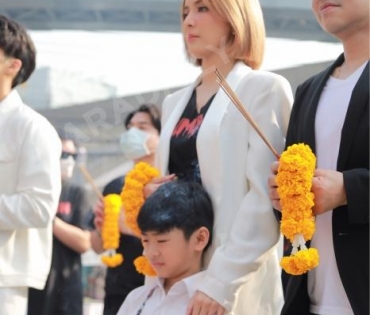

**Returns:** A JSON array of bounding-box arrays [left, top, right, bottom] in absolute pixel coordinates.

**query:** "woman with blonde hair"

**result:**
[[147, 0, 293, 314]]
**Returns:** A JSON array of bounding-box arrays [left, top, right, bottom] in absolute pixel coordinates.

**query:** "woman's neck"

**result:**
[[200, 58, 236, 87]]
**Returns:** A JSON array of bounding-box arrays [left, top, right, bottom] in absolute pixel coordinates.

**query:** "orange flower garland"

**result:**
[[134, 256, 157, 277], [120, 162, 160, 276], [101, 194, 124, 267], [276, 143, 319, 275]]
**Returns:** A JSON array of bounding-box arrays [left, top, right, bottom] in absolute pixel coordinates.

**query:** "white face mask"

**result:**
[[120, 127, 150, 160], [60, 156, 76, 179]]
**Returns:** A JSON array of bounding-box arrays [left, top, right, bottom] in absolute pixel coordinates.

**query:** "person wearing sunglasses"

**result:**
[[28, 131, 91, 315]]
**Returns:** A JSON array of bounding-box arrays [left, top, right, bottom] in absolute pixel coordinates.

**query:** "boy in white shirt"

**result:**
[[117, 180, 214, 315]]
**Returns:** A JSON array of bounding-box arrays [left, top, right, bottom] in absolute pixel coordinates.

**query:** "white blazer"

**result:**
[[157, 62, 293, 315]]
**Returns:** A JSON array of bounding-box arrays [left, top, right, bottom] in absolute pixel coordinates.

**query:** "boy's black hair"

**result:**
[[137, 180, 214, 251], [124, 104, 161, 133], [0, 15, 36, 88]]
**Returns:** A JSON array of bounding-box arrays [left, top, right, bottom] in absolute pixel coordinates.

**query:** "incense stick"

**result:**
[[215, 69, 280, 159], [78, 164, 104, 200]]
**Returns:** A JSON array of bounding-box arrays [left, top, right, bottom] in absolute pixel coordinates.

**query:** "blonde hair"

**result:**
[[181, 0, 265, 70]]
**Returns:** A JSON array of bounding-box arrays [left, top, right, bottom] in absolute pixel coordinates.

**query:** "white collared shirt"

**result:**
[[116, 271, 205, 315]]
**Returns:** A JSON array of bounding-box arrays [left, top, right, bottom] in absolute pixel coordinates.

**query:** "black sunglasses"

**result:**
[[61, 151, 77, 160]]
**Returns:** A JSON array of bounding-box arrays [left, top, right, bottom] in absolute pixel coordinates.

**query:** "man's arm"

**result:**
[[53, 217, 91, 253]]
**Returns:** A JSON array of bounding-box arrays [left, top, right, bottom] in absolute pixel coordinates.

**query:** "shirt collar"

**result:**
[[151, 271, 206, 297], [181, 270, 206, 297], [0, 89, 23, 114]]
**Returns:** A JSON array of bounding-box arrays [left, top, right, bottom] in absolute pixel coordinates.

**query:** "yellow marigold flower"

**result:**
[[281, 218, 315, 242], [120, 162, 160, 276], [280, 248, 319, 275], [121, 162, 160, 237], [101, 195, 123, 266], [134, 255, 157, 277], [101, 254, 124, 268], [276, 143, 319, 275], [101, 194, 122, 250]]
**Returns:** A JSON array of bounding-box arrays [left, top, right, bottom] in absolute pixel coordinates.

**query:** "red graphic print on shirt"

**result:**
[[172, 115, 204, 138], [58, 201, 72, 215]]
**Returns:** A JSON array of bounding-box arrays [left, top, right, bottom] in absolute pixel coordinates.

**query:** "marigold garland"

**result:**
[[101, 194, 124, 267], [120, 162, 160, 276], [276, 143, 319, 275], [134, 256, 157, 276]]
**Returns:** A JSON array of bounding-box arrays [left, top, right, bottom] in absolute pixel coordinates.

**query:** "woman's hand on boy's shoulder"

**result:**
[[143, 174, 177, 198], [186, 291, 226, 315]]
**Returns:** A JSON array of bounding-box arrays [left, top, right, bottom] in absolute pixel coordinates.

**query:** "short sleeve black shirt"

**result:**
[[28, 181, 91, 315]]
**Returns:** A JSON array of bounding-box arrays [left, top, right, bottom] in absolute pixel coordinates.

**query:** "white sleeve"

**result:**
[[0, 116, 61, 229]]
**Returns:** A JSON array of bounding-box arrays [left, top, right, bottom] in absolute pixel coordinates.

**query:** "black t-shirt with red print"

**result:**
[[28, 181, 90, 315], [169, 89, 215, 184]]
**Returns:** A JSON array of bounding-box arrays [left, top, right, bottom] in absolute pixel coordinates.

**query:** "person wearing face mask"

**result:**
[[120, 124, 155, 161], [28, 131, 91, 315], [88, 104, 161, 315]]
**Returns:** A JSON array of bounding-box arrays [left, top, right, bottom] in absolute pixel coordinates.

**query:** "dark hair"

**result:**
[[57, 129, 78, 147], [124, 104, 161, 133], [138, 180, 214, 251], [0, 15, 36, 88]]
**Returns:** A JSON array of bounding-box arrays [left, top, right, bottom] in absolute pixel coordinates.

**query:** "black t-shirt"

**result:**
[[28, 181, 90, 315], [169, 89, 214, 183], [90, 176, 145, 315]]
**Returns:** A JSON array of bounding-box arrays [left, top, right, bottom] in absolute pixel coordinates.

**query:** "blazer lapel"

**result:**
[[199, 61, 251, 138], [197, 62, 251, 192]]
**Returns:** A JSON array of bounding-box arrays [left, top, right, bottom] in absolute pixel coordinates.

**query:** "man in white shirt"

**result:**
[[117, 180, 214, 315], [0, 14, 61, 315]]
